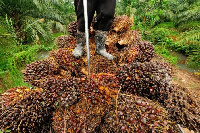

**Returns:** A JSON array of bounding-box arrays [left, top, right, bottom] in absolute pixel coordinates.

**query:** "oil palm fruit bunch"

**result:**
[[114, 45, 139, 64], [0, 87, 54, 133], [56, 35, 76, 49], [67, 21, 77, 37], [0, 86, 43, 107], [42, 76, 80, 108], [23, 58, 59, 87], [134, 41, 155, 62], [88, 55, 118, 74], [100, 93, 179, 133], [111, 15, 133, 33], [118, 30, 141, 46], [105, 31, 119, 52], [52, 100, 102, 133], [164, 85, 200, 131], [52, 75, 119, 133], [117, 61, 172, 101], [49, 48, 85, 77]]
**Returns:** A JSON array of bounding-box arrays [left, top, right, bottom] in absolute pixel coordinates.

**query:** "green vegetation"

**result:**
[[116, 0, 200, 69], [0, 0, 75, 92]]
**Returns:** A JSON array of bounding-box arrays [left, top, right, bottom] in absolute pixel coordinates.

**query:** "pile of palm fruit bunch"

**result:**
[[51, 74, 180, 133], [164, 85, 200, 131], [52, 74, 118, 132], [0, 87, 54, 132], [1, 15, 200, 132]]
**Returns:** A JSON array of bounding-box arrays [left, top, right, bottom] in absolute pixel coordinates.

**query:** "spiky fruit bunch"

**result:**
[[49, 48, 85, 77], [101, 93, 178, 133], [0, 86, 43, 107], [113, 45, 139, 64], [117, 61, 172, 101], [0, 88, 54, 133], [111, 15, 133, 33], [56, 35, 76, 49], [77, 77, 116, 115], [88, 55, 118, 74], [118, 30, 141, 46], [164, 85, 200, 131], [52, 101, 102, 133], [42, 76, 80, 108], [67, 21, 77, 37], [92, 73, 120, 91], [23, 58, 59, 87], [134, 41, 155, 62], [105, 31, 119, 50]]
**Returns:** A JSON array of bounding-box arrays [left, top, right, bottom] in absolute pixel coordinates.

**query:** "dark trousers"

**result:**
[[74, 0, 116, 32]]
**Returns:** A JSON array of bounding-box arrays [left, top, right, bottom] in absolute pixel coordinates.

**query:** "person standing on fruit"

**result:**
[[73, 0, 116, 60]]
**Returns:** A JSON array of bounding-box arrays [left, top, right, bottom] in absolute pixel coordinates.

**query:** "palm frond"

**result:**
[[176, 29, 200, 45]]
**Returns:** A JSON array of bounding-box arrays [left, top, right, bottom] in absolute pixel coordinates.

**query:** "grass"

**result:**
[[0, 23, 61, 93]]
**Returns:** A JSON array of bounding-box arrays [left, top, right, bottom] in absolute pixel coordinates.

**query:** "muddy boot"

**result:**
[[72, 30, 85, 58], [95, 30, 114, 60]]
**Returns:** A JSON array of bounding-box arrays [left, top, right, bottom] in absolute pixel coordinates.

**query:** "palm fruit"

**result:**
[[0, 86, 43, 107], [0, 87, 54, 133], [114, 45, 139, 64], [52, 101, 102, 133], [100, 93, 179, 133], [105, 31, 119, 47], [134, 40, 155, 62], [117, 61, 172, 102], [49, 48, 85, 77], [52, 74, 118, 133], [42, 76, 80, 108], [23, 58, 59, 87], [56, 35, 76, 49], [111, 15, 133, 33], [118, 30, 141, 46], [164, 85, 200, 131], [88, 55, 118, 74], [67, 21, 77, 37]]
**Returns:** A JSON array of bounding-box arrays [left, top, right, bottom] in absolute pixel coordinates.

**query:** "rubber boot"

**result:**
[[73, 30, 86, 58], [95, 30, 114, 60]]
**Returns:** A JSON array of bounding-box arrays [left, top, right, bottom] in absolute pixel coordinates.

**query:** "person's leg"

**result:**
[[94, 0, 116, 60], [76, 0, 97, 32], [95, 0, 116, 31], [73, 0, 97, 58]]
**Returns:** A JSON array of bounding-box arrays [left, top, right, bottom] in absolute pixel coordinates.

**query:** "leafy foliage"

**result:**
[[0, 0, 75, 43]]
